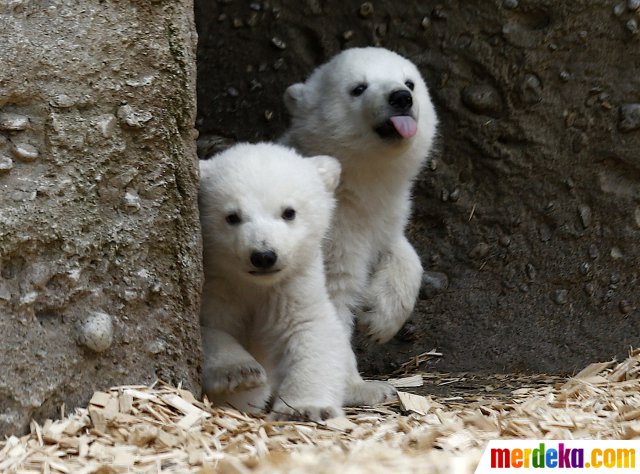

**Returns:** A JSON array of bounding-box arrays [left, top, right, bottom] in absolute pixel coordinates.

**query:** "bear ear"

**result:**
[[307, 155, 341, 193], [284, 83, 308, 114]]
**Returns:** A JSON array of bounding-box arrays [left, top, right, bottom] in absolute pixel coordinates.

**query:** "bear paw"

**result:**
[[344, 379, 397, 407], [202, 361, 267, 395], [269, 402, 342, 422], [358, 308, 407, 345]]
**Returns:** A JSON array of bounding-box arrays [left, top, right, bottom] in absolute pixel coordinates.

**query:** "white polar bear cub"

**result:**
[[199, 142, 350, 421], [282, 47, 438, 404]]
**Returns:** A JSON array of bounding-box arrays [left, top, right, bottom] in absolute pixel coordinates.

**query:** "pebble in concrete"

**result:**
[[619, 104, 640, 132], [420, 271, 449, 299], [0, 112, 29, 131], [11, 143, 39, 162], [271, 37, 286, 50], [578, 204, 592, 229], [516, 73, 543, 106], [619, 300, 633, 314], [123, 191, 141, 213], [469, 242, 491, 259], [359, 2, 374, 18], [553, 289, 569, 305], [0, 155, 14, 173], [76, 311, 114, 353], [117, 105, 153, 128], [526, 263, 536, 281], [461, 84, 502, 116]]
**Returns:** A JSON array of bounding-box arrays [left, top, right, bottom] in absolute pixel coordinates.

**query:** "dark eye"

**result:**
[[225, 213, 242, 225], [282, 207, 296, 221], [405, 80, 415, 91], [350, 84, 368, 97]]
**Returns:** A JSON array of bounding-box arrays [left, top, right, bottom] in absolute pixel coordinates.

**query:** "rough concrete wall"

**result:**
[[196, 0, 640, 374], [0, 1, 202, 435]]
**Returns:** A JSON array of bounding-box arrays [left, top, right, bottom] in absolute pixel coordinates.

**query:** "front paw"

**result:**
[[202, 360, 267, 396], [344, 379, 397, 407], [358, 307, 406, 344], [269, 402, 342, 422]]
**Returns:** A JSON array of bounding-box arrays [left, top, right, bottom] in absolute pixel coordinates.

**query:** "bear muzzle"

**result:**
[[388, 89, 413, 112], [374, 114, 418, 140], [249, 249, 281, 275], [373, 89, 418, 140]]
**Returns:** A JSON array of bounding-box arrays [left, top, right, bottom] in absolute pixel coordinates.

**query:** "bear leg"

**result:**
[[358, 235, 423, 344]]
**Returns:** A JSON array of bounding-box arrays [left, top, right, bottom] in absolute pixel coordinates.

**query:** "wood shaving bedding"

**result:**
[[2, 349, 639, 473]]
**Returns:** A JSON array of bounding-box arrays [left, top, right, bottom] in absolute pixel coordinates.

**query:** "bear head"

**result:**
[[284, 47, 437, 160], [199, 143, 341, 286]]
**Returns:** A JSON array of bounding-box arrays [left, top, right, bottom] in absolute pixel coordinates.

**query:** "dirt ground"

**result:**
[[195, 0, 640, 375]]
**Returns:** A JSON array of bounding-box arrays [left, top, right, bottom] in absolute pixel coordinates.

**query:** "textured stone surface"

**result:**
[[0, 1, 202, 435], [196, 0, 640, 375]]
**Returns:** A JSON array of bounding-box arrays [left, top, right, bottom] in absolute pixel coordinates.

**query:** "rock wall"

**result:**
[[0, 1, 202, 435], [196, 0, 640, 374]]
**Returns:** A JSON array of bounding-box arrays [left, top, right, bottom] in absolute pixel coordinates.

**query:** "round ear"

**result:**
[[283, 83, 307, 114], [307, 155, 341, 193]]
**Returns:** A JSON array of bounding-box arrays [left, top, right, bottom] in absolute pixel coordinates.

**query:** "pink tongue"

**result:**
[[390, 116, 418, 138]]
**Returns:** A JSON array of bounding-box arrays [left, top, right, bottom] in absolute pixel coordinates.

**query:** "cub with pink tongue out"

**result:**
[[282, 47, 438, 407]]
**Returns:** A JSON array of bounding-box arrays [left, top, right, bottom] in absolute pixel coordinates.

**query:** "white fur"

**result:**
[[282, 47, 438, 405], [199, 143, 350, 421]]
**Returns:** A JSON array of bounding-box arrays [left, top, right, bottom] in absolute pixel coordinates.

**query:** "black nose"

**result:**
[[388, 89, 413, 112], [250, 250, 278, 269]]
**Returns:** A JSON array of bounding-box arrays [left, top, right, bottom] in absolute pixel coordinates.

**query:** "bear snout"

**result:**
[[388, 89, 413, 112], [250, 249, 278, 270]]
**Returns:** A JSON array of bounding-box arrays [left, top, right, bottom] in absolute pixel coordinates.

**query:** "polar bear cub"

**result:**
[[282, 47, 438, 404], [199, 142, 350, 421]]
